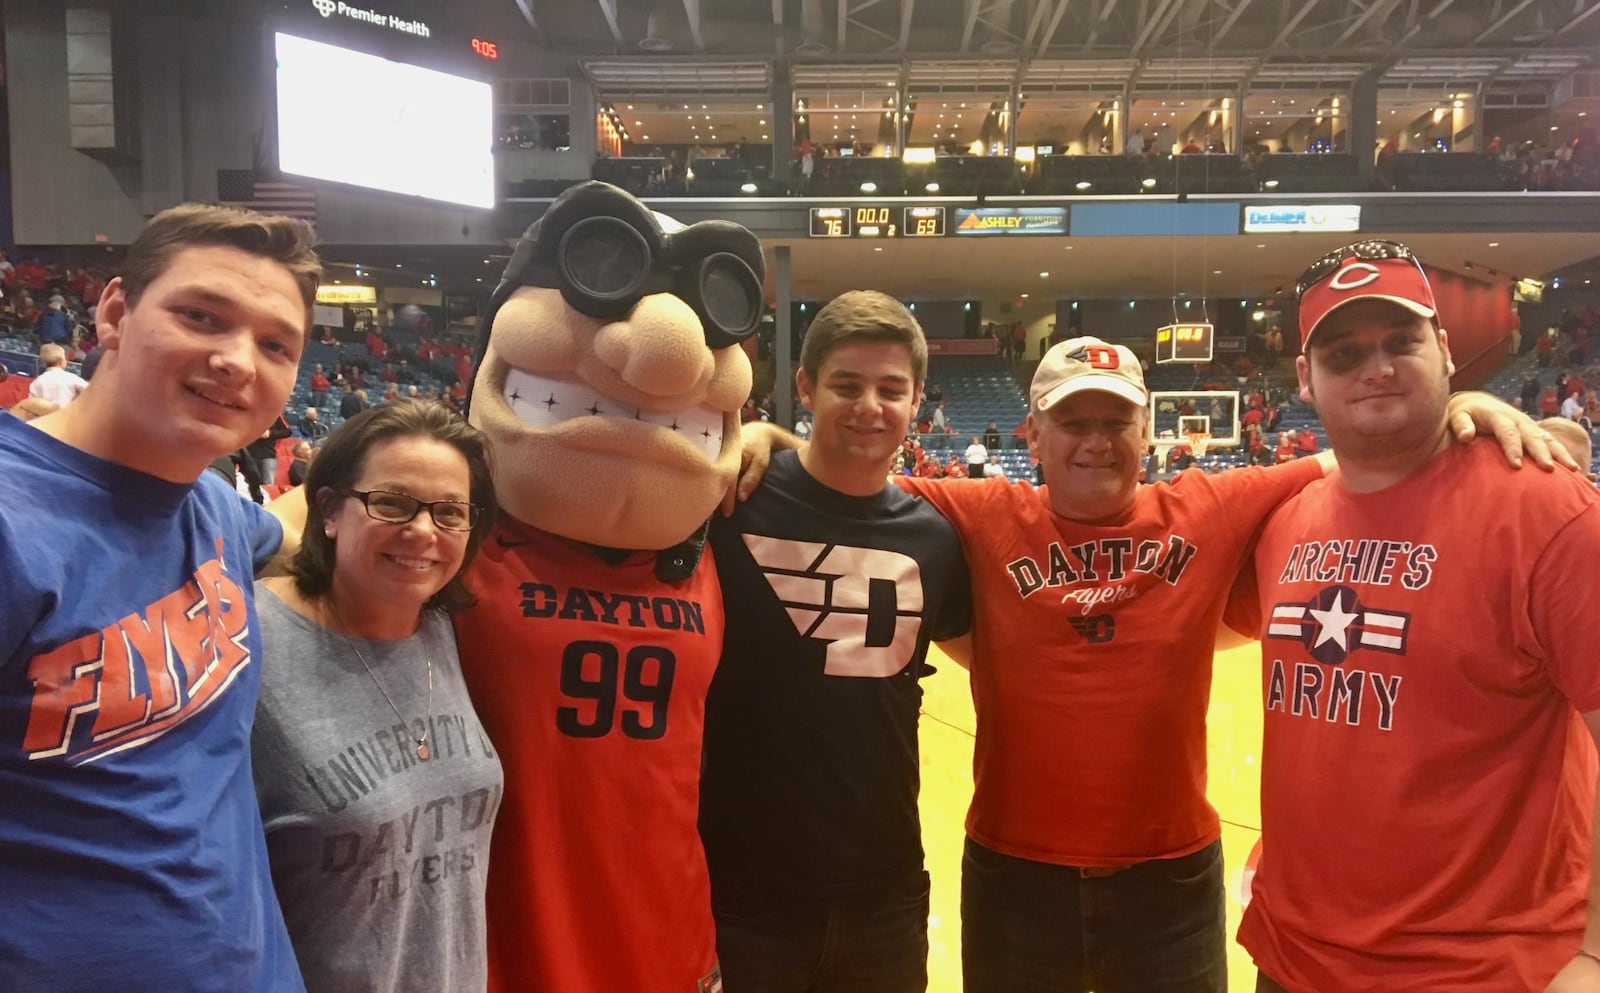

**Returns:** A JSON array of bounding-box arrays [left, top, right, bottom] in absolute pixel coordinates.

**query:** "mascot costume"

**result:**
[[456, 182, 762, 993]]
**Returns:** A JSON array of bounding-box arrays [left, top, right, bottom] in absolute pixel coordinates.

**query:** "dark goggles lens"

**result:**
[[1295, 240, 1418, 298], [554, 216, 762, 346]]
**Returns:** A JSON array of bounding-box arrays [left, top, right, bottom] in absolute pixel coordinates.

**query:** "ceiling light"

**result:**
[[757, 103, 764, 109], [860, 181, 878, 192], [1075, 181, 1092, 190], [740, 182, 757, 192], [1141, 177, 1156, 188], [759, 119, 766, 125], [1020, 293, 1029, 298], [1039, 271, 1049, 278], [762, 134, 769, 139], [626, 105, 633, 110], [1263, 179, 1280, 188], [925, 182, 940, 192], [643, 135, 649, 140], [873, 246, 883, 252], [1489, 241, 1500, 247], [1212, 269, 1222, 275]]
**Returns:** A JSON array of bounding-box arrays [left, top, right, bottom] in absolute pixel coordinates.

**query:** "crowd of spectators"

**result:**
[[583, 122, 1600, 200], [0, 250, 106, 360], [1519, 308, 1600, 440]]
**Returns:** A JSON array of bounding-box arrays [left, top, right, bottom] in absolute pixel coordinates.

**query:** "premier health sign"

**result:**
[[1244, 205, 1361, 234], [952, 206, 1069, 235]]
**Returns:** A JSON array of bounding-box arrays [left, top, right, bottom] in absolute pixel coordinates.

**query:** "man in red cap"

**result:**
[[1229, 240, 1600, 992]]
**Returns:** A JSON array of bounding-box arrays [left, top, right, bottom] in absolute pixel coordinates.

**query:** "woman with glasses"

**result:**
[[252, 400, 502, 993]]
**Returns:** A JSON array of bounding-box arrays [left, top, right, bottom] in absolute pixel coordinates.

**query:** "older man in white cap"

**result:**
[[1231, 239, 1600, 993], [896, 337, 1332, 991], [735, 326, 1561, 992]]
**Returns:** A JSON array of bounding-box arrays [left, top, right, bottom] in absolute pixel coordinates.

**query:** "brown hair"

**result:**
[[799, 290, 928, 386], [121, 203, 321, 333], [285, 401, 497, 614]]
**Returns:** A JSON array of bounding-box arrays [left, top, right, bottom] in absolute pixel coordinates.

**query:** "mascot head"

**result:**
[[469, 182, 760, 550]]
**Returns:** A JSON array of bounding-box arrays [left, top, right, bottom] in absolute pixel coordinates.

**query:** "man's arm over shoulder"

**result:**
[[260, 485, 307, 576]]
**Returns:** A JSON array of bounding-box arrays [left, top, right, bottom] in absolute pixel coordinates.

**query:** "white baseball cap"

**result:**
[[1031, 336, 1148, 412]]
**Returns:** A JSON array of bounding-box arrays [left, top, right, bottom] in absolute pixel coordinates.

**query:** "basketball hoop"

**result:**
[[1186, 431, 1210, 459]]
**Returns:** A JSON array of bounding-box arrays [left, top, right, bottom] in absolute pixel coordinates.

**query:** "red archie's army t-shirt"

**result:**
[[904, 458, 1322, 866], [455, 519, 724, 993], [1228, 441, 1600, 992]]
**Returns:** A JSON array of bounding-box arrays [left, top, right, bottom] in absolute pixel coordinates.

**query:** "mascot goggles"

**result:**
[[542, 215, 763, 349]]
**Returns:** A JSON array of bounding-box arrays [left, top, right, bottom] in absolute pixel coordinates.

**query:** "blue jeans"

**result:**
[[258, 457, 278, 487], [961, 838, 1227, 993], [713, 872, 930, 993]]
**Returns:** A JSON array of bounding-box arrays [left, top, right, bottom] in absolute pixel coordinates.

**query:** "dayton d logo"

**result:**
[[742, 535, 924, 678]]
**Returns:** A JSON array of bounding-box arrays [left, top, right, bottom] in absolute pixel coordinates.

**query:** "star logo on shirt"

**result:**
[[1306, 590, 1358, 651], [1266, 585, 1412, 666]]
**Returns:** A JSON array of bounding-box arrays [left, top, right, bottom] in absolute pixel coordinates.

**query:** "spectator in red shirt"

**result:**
[[1274, 430, 1296, 464], [1540, 388, 1560, 417], [1295, 428, 1319, 455], [308, 364, 331, 408], [945, 458, 968, 478]]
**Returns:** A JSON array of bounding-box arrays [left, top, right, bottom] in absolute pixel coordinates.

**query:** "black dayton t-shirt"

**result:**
[[701, 450, 972, 903]]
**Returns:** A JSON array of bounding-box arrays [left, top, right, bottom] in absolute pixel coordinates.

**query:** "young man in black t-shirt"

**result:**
[[702, 290, 971, 993]]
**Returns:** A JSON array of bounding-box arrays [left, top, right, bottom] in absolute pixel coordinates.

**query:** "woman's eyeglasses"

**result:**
[[339, 488, 481, 532], [1295, 240, 1423, 298]]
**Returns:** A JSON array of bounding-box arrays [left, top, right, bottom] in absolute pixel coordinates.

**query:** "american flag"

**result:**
[[216, 169, 317, 223]]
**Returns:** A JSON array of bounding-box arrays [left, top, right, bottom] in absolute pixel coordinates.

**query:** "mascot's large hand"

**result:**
[[470, 181, 759, 549], [456, 182, 763, 993]]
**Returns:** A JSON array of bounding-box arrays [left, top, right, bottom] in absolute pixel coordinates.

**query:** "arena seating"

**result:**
[[1393, 152, 1517, 192], [918, 355, 1034, 478], [1250, 153, 1361, 192], [806, 155, 906, 196]]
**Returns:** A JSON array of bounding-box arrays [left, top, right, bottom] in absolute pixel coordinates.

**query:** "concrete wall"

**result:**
[[7, 0, 146, 244]]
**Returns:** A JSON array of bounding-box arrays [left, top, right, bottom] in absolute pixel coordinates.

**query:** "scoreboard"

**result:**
[[809, 206, 947, 238], [1155, 323, 1214, 364]]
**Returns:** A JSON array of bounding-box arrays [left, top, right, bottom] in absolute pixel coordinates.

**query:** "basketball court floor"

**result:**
[[918, 641, 1264, 991]]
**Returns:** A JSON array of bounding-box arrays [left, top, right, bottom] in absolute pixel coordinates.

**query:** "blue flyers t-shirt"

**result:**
[[0, 414, 303, 993]]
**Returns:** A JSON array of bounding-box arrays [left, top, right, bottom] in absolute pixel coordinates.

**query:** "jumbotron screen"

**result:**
[[275, 32, 494, 209]]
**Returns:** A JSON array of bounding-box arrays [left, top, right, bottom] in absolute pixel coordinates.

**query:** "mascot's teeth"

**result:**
[[502, 368, 725, 461]]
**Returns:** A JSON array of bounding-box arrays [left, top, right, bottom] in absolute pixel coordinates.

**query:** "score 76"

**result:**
[[556, 640, 677, 740]]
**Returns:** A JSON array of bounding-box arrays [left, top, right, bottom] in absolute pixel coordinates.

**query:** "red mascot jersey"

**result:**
[[456, 517, 723, 993]]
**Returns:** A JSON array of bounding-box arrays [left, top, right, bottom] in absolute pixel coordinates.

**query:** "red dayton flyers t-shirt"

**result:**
[[455, 519, 723, 993], [1228, 441, 1600, 992], [905, 458, 1321, 866]]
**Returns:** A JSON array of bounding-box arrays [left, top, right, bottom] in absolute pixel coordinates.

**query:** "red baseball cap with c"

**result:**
[[1298, 251, 1437, 348]]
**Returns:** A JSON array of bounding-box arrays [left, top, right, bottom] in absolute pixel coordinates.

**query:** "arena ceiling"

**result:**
[[507, 0, 1600, 80]]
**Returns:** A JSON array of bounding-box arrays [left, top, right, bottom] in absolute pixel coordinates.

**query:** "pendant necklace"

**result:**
[[340, 616, 435, 761]]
